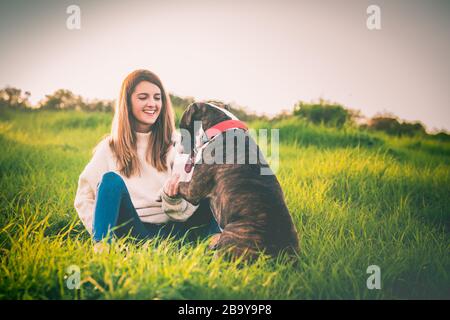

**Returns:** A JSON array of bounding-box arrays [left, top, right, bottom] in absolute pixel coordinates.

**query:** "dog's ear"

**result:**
[[180, 102, 200, 129]]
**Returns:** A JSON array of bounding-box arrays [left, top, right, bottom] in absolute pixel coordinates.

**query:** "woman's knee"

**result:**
[[98, 171, 125, 190]]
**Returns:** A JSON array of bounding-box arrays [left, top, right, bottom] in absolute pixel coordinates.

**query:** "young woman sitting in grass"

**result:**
[[74, 69, 220, 248]]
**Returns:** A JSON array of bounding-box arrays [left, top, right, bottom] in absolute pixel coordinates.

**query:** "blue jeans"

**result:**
[[92, 172, 221, 243]]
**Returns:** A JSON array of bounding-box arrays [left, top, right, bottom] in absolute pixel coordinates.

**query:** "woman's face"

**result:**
[[130, 81, 162, 132]]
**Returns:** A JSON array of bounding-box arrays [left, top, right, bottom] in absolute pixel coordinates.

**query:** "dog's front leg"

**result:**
[[178, 164, 212, 205]]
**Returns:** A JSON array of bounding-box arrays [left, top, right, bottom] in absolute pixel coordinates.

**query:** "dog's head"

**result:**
[[179, 101, 237, 155]]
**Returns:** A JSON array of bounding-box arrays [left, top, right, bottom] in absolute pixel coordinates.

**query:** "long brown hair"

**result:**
[[109, 69, 175, 177]]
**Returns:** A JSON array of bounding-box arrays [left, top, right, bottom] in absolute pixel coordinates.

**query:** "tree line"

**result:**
[[0, 86, 114, 112], [1, 85, 448, 140]]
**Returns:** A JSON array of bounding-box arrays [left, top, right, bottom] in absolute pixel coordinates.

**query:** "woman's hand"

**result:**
[[163, 173, 180, 198]]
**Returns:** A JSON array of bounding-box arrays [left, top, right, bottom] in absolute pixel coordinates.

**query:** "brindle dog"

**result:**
[[177, 102, 299, 261]]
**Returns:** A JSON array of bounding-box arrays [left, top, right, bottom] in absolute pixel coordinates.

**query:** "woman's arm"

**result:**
[[161, 191, 199, 222], [161, 173, 199, 222], [74, 139, 110, 233]]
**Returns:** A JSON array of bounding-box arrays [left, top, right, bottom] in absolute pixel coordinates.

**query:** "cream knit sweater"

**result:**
[[74, 131, 198, 234]]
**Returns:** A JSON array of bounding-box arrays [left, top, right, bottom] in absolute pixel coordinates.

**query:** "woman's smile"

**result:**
[[143, 108, 158, 116]]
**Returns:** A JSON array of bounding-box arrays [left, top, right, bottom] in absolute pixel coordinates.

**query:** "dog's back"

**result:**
[[204, 130, 299, 260]]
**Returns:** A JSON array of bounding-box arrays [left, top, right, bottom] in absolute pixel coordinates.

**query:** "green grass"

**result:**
[[0, 109, 449, 299]]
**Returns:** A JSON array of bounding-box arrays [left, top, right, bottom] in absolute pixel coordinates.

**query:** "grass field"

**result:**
[[0, 109, 449, 299]]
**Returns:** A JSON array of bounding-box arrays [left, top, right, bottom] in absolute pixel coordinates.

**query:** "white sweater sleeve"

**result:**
[[161, 190, 199, 222], [74, 139, 111, 234]]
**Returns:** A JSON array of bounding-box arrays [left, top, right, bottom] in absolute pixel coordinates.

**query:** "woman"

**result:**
[[74, 69, 220, 245]]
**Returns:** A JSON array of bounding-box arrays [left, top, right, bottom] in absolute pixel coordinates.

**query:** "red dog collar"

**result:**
[[184, 119, 248, 174], [205, 119, 248, 140]]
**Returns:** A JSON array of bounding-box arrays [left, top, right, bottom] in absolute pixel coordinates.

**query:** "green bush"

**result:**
[[293, 100, 358, 128], [368, 115, 426, 137]]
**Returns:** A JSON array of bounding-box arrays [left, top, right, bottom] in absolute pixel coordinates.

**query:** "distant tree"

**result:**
[[81, 99, 115, 112], [430, 131, 450, 142], [39, 89, 83, 110], [271, 109, 294, 122], [368, 113, 427, 137], [398, 121, 426, 136], [170, 94, 194, 109], [0, 86, 31, 109], [293, 99, 358, 127], [368, 115, 401, 134]]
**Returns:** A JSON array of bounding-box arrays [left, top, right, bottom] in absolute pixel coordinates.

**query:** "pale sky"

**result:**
[[0, 0, 449, 132]]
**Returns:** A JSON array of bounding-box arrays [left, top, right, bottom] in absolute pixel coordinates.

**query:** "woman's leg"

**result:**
[[93, 172, 221, 243], [93, 172, 165, 242]]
